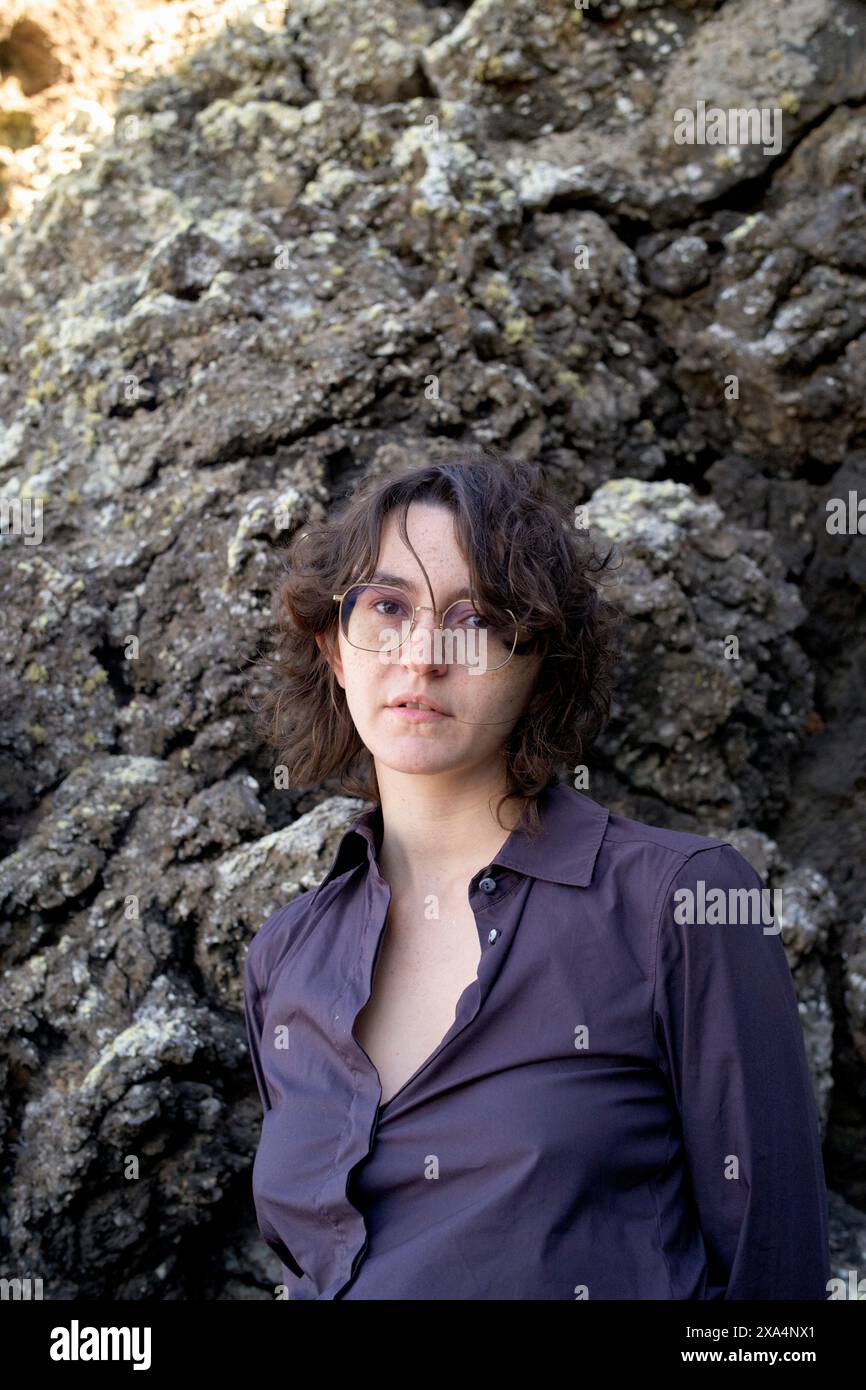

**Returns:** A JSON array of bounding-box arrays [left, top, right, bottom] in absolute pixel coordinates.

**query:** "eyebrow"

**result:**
[[366, 571, 473, 604]]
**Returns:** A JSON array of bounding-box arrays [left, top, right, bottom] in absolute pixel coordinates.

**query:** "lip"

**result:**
[[386, 693, 451, 720], [389, 695, 450, 717], [387, 706, 449, 722]]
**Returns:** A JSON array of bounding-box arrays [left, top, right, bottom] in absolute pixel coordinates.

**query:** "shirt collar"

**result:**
[[314, 781, 609, 894]]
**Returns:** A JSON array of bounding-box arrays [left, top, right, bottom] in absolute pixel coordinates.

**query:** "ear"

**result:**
[[315, 630, 345, 689]]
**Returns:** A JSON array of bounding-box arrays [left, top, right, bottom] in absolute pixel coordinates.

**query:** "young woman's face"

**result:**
[[316, 502, 543, 783]]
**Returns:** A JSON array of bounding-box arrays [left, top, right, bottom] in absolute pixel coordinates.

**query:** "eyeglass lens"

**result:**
[[340, 584, 518, 668]]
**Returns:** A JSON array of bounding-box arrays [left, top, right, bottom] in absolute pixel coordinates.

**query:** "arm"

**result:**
[[652, 843, 830, 1300], [243, 934, 272, 1116], [243, 910, 314, 1288]]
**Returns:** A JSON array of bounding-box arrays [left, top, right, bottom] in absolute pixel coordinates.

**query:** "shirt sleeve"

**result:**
[[243, 932, 273, 1116], [652, 842, 830, 1300]]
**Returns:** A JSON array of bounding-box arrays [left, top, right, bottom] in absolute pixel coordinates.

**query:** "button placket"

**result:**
[[473, 871, 503, 944], [322, 884, 392, 1296]]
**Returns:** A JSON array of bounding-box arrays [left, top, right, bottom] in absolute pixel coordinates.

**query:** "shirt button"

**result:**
[[487, 928, 500, 944], [479, 875, 497, 893]]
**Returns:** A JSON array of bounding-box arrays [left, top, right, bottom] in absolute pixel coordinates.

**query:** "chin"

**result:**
[[371, 743, 463, 776]]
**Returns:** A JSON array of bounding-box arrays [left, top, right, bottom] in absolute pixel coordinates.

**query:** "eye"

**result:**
[[446, 601, 489, 630], [364, 587, 411, 619]]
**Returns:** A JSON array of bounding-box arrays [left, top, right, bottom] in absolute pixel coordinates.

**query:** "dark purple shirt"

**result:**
[[243, 781, 830, 1300]]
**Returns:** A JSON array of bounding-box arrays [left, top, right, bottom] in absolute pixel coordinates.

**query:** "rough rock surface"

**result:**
[[1, 0, 864, 1296]]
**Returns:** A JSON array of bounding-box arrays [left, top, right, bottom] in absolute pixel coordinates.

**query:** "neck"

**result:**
[[373, 769, 526, 897]]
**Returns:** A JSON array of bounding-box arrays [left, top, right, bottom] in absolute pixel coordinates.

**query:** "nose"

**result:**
[[399, 607, 449, 674]]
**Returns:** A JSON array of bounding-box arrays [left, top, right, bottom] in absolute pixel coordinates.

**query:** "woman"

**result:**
[[244, 451, 830, 1300]]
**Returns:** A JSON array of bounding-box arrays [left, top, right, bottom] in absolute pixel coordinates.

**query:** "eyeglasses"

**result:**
[[332, 582, 524, 672]]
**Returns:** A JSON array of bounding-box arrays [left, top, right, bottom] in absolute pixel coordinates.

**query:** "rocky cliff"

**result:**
[[1, 0, 864, 1298]]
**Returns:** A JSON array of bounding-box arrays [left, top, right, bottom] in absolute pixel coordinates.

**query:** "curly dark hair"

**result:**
[[248, 448, 625, 839]]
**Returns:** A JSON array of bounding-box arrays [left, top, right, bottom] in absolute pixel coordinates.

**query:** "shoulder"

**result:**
[[586, 795, 765, 921], [591, 804, 775, 983], [244, 890, 315, 994], [520, 783, 763, 902], [602, 803, 730, 863]]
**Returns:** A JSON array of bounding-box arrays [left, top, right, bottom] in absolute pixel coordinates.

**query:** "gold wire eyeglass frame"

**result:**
[[331, 582, 525, 672]]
